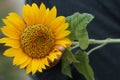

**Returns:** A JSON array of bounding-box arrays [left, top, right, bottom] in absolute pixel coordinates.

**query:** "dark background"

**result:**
[[26, 0, 120, 80]]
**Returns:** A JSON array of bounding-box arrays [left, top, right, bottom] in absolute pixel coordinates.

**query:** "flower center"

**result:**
[[20, 24, 55, 58]]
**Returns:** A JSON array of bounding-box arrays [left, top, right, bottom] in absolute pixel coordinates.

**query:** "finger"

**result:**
[[58, 46, 65, 53]]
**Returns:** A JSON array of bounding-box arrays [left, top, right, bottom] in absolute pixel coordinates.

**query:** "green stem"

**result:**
[[89, 38, 120, 44], [71, 44, 79, 50], [86, 43, 107, 55], [72, 38, 120, 55], [72, 41, 78, 45], [72, 38, 120, 46]]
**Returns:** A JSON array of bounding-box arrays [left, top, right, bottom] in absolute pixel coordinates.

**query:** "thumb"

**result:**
[[58, 46, 65, 53]]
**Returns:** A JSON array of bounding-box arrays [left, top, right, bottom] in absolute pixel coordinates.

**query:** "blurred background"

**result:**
[[0, 0, 32, 80]]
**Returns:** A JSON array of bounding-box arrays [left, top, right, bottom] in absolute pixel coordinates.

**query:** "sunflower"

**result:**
[[0, 3, 72, 74]]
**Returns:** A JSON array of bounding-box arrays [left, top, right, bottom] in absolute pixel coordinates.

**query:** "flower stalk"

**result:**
[[89, 38, 120, 44], [72, 38, 120, 55]]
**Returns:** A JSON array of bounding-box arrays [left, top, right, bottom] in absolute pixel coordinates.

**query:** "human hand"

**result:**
[[47, 46, 65, 69]]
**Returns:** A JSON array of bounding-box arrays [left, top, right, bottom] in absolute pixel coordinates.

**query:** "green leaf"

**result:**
[[73, 50, 94, 80], [63, 49, 79, 64], [66, 13, 78, 40], [61, 48, 79, 77], [66, 12, 94, 50], [75, 28, 89, 50], [76, 13, 94, 50], [61, 62, 72, 78]]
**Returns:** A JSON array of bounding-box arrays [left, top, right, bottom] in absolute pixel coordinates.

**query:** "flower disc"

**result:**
[[21, 24, 55, 58]]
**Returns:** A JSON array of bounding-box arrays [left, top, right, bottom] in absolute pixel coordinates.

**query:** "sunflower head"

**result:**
[[0, 3, 72, 74]]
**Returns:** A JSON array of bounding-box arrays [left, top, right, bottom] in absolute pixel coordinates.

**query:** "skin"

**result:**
[[58, 46, 65, 53]]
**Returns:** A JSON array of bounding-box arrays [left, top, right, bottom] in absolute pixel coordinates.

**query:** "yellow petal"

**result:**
[[31, 3, 40, 24], [55, 30, 71, 39], [20, 57, 32, 69], [48, 51, 58, 62], [50, 16, 65, 30], [38, 66, 42, 72], [41, 58, 46, 69], [49, 6, 57, 20], [13, 55, 28, 66], [26, 62, 32, 74], [56, 49, 62, 55], [3, 48, 17, 57], [23, 4, 34, 25], [0, 38, 20, 48], [43, 6, 57, 26], [55, 38, 72, 48], [38, 59, 43, 72], [43, 8, 50, 26], [54, 23, 69, 33], [3, 12, 25, 30], [53, 49, 62, 55], [37, 58, 47, 72], [31, 59, 40, 74], [13, 48, 28, 65], [1, 26, 20, 39], [38, 3, 46, 24], [43, 57, 49, 66]]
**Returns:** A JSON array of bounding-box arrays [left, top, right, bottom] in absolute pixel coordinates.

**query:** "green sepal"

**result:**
[[73, 50, 94, 80]]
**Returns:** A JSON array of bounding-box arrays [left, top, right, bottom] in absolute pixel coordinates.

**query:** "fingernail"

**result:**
[[58, 46, 65, 52]]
